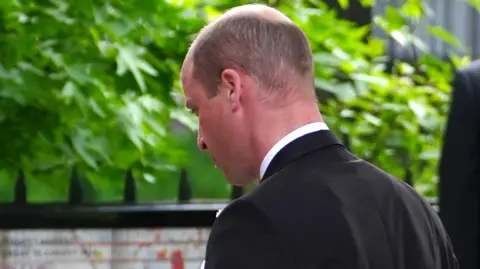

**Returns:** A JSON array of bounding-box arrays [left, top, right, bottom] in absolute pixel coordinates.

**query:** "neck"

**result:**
[[249, 100, 323, 178]]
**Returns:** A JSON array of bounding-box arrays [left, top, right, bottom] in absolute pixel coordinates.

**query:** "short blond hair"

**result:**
[[188, 5, 313, 98]]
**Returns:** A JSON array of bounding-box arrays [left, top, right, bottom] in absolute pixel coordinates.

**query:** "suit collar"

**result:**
[[261, 130, 344, 181], [259, 122, 329, 178]]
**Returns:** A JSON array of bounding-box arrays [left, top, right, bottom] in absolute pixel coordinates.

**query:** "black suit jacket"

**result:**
[[439, 60, 480, 269], [205, 131, 458, 269]]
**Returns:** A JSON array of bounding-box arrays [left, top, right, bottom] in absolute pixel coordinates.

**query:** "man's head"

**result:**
[[181, 4, 318, 185]]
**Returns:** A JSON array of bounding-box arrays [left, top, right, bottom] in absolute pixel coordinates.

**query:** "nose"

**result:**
[[197, 130, 208, 151]]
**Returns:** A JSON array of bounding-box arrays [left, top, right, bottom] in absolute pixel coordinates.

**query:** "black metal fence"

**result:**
[[9, 168, 244, 206], [0, 168, 232, 229], [8, 153, 435, 205], [1, 125, 438, 230], [1, 144, 438, 230]]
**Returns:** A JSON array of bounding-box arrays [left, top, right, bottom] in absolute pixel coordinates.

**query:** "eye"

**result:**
[[189, 108, 198, 116]]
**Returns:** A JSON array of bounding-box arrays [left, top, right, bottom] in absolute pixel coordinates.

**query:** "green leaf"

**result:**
[[350, 73, 389, 88], [71, 129, 98, 169], [408, 100, 427, 119], [315, 79, 356, 101], [401, 0, 424, 18], [359, 0, 375, 7], [60, 80, 77, 104], [338, 0, 350, 9], [384, 6, 407, 30], [362, 112, 381, 126], [427, 26, 464, 50], [464, 0, 480, 12], [116, 44, 158, 92], [448, 54, 471, 68]]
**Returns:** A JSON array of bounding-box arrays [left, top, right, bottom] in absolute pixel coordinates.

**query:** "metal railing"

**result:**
[[0, 168, 235, 229], [0, 156, 438, 230]]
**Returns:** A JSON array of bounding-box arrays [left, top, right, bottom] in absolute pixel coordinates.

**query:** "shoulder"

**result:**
[[205, 198, 290, 269], [451, 60, 480, 119], [210, 195, 277, 239], [455, 60, 480, 93], [458, 59, 480, 76], [212, 197, 271, 228]]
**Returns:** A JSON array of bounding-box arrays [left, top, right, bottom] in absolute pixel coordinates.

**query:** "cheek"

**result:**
[[199, 110, 230, 144], [198, 112, 218, 142]]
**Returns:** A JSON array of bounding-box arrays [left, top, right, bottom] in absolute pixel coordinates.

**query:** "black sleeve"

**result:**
[[439, 69, 478, 213], [438, 66, 480, 269], [204, 200, 290, 269], [439, 69, 479, 170], [429, 205, 460, 269]]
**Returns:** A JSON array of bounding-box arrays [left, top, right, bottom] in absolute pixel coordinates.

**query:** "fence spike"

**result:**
[[230, 186, 244, 200], [123, 169, 136, 204], [14, 170, 26, 204], [342, 133, 351, 151], [405, 168, 414, 186], [400, 152, 414, 187], [68, 167, 83, 205], [178, 168, 192, 202]]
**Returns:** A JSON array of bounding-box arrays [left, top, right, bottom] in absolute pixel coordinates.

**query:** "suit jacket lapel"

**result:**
[[261, 130, 344, 181]]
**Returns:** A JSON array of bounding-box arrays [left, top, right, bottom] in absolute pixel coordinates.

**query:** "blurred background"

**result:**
[[1, 0, 478, 202], [0, 0, 478, 268]]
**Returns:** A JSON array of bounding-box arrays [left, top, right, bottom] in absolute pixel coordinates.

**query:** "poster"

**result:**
[[0, 228, 209, 269]]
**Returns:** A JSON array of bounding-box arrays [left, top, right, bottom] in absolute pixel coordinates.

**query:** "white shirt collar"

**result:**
[[259, 122, 329, 179]]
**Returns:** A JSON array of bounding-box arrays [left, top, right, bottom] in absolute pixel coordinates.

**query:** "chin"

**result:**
[[229, 181, 248, 187], [224, 172, 255, 187]]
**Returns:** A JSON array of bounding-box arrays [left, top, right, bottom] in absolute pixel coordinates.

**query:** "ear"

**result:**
[[219, 68, 242, 111]]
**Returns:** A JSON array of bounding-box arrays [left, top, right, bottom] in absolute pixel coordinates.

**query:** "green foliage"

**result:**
[[300, 1, 456, 197], [289, 0, 470, 197], [191, 0, 474, 198], [0, 0, 204, 201], [323, 0, 473, 196], [0, 0, 476, 202]]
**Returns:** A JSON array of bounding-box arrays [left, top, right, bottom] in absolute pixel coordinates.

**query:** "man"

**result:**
[[439, 59, 480, 269], [181, 4, 458, 269]]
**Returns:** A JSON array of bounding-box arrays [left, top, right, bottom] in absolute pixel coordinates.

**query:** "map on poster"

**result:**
[[0, 228, 209, 269]]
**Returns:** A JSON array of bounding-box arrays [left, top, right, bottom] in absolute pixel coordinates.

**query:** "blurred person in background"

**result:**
[[439, 59, 480, 269]]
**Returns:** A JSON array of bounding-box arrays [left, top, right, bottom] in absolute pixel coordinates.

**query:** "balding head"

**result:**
[[185, 4, 313, 99], [221, 4, 292, 21]]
